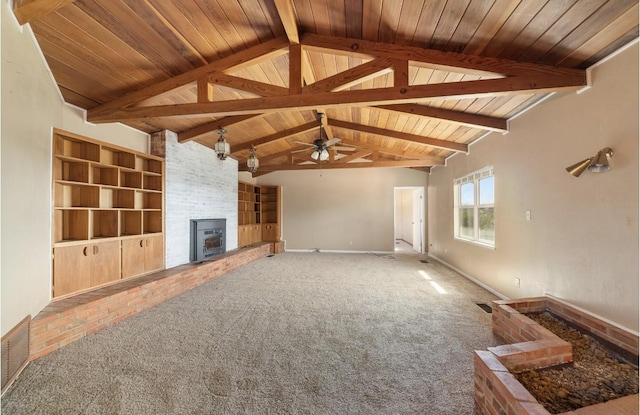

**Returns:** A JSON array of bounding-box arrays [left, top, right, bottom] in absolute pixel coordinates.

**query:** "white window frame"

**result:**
[[453, 166, 495, 249]]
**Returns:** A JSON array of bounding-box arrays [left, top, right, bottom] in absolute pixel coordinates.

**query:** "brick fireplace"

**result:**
[[474, 296, 638, 415]]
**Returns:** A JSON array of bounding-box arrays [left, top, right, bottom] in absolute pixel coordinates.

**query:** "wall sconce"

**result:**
[[214, 128, 230, 160], [247, 146, 259, 173], [565, 147, 613, 177]]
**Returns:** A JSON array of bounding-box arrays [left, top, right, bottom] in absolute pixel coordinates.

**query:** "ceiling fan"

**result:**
[[293, 113, 355, 161]]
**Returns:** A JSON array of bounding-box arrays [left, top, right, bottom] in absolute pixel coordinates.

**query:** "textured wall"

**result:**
[[428, 43, 639, 331], [164, 131, 238, 268]]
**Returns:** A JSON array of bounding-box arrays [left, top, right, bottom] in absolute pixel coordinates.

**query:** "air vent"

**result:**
[[1, 315, 31, 395], [476, 303, 492, 313]]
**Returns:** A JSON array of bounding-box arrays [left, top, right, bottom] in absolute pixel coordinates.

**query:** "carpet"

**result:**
[[2, 252, 500, 414]]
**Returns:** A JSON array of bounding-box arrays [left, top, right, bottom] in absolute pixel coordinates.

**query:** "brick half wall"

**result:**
[[30, 243, 273, 361]]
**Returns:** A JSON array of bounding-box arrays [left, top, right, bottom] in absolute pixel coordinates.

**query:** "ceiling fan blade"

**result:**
[[293, 141, 316, 147], [331, 146, 356, 151], [325, 138, 341, 146], [290, 148, 313, 153]]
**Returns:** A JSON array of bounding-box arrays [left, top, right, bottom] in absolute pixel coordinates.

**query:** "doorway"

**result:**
[[394, 187, 425, 254]]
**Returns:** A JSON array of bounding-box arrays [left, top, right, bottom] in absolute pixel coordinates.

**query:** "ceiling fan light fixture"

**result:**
[[319, 149, 329, 161], [214, 128, 230, 160], [311, 150, 320, 160]]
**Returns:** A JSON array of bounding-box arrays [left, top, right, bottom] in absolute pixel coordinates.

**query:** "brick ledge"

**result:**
[[30, 243, 274, 361]]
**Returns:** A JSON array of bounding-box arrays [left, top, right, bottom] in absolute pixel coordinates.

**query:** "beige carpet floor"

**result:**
[[2, 252, 500, 414]]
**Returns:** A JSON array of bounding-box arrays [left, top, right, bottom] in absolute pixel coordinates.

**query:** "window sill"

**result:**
[[454, 237, 495, 250]]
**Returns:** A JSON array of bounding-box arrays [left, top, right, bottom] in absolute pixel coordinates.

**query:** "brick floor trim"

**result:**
[[30, 243, 274, 361]]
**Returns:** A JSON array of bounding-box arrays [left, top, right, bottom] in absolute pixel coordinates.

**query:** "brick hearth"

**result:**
[[29, 243, 274, 361], [474, 296, 639, 415]]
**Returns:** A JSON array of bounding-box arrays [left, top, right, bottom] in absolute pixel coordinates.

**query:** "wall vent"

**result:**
[[1, 315, 31, 395]]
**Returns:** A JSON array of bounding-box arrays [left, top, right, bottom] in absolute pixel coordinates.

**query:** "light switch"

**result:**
[[525, 210, 531, 221]]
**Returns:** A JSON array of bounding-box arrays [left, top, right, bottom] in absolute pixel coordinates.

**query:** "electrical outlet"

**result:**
[[515, 278, 521, 287], [525, 210, 531, 221]]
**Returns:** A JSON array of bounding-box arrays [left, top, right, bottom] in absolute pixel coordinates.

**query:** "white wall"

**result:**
[[1, 4, 148, 336], [164, 131, 238, 268], [395, 189, 413, 242], [428, 43, 639, 331], [256, 168, 428, 252]]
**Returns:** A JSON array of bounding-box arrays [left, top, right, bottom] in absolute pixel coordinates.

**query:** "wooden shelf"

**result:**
[[238, 182, 281, 247], [52, 129, 165, 298]]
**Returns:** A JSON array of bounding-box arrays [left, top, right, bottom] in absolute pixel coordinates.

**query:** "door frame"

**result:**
[[393, 186, 425, 254]]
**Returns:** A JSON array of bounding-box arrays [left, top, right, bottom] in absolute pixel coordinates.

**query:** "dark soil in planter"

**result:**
[[513, 312, 638, 414]]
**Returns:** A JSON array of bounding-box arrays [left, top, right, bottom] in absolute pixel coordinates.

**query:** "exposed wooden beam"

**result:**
[[254, 145, 310, 163], [335, 150, 373, 163], [197, 78, 213, 103], [303, 58, 394, 93], [87, 37, 289, 119], [231, 121, 318, 153], [13, 0, 75, 25], [329, 119, 468, 153], [289, 43, 303, 94], [245, 158, 441, 173], [273, 0, 300, 44], [301, 33, 586, 79], [178, 115, 260, 143], [208, 73, 289, 96], [374, 104, 508, 133], [393, 60, 409, 87], [88, 75, 586, 122], [337, 138, 442, 162]]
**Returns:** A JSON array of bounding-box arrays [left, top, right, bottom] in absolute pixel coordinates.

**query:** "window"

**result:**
[[453, 167, 494, 248]]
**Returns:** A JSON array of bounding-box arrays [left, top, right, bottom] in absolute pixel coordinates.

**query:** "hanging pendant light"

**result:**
[[214, 128, 230, 160], [247, 146, 259, 173]]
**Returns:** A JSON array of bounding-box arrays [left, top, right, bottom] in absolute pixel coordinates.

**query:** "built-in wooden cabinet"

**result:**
[[53, 240, 120, 297], [237, 182, 281, 248], [52, 129, 165, 298]]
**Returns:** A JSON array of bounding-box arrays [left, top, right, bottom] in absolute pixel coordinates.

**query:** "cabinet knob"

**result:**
[[140, 240, 144, 248], [83, 246, 88, 256], [93, 245, 99, 255]]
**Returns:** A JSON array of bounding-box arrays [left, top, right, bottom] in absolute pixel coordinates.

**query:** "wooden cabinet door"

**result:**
[[262, 224, 279, 242], [53, 245, 91, 297], [144, 235, 164, 272], [90, 241, 120, 286], [252, 224, 262, 244], [238, 225, 248, 247], [122, 238, 145, 279]]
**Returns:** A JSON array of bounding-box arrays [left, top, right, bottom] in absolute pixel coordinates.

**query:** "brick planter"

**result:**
[[474, 296, 639, 415]]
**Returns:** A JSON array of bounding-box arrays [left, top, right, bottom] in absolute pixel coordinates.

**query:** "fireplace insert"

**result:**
[[190, 218, 226, 262]]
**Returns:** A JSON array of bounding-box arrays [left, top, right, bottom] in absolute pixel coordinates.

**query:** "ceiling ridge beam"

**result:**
[[88, 75, 586, 123], [232, 121, 318, 153], [273, 0, 300, 44], [329, 119, 468, 153], [87, 37, 289, 119], [301, 33, 586, 79], [373, 104, 508, 133]]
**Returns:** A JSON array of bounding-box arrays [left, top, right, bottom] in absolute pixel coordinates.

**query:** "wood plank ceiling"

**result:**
[[14, 0, 639, 176]]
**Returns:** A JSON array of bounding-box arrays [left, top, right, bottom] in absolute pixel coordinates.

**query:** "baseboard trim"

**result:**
[[427, 254, 509, 300], [285, 249, 394, 255]]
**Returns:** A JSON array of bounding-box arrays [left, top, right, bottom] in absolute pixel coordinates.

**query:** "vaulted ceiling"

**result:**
[[13, 0, 639, 176]]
